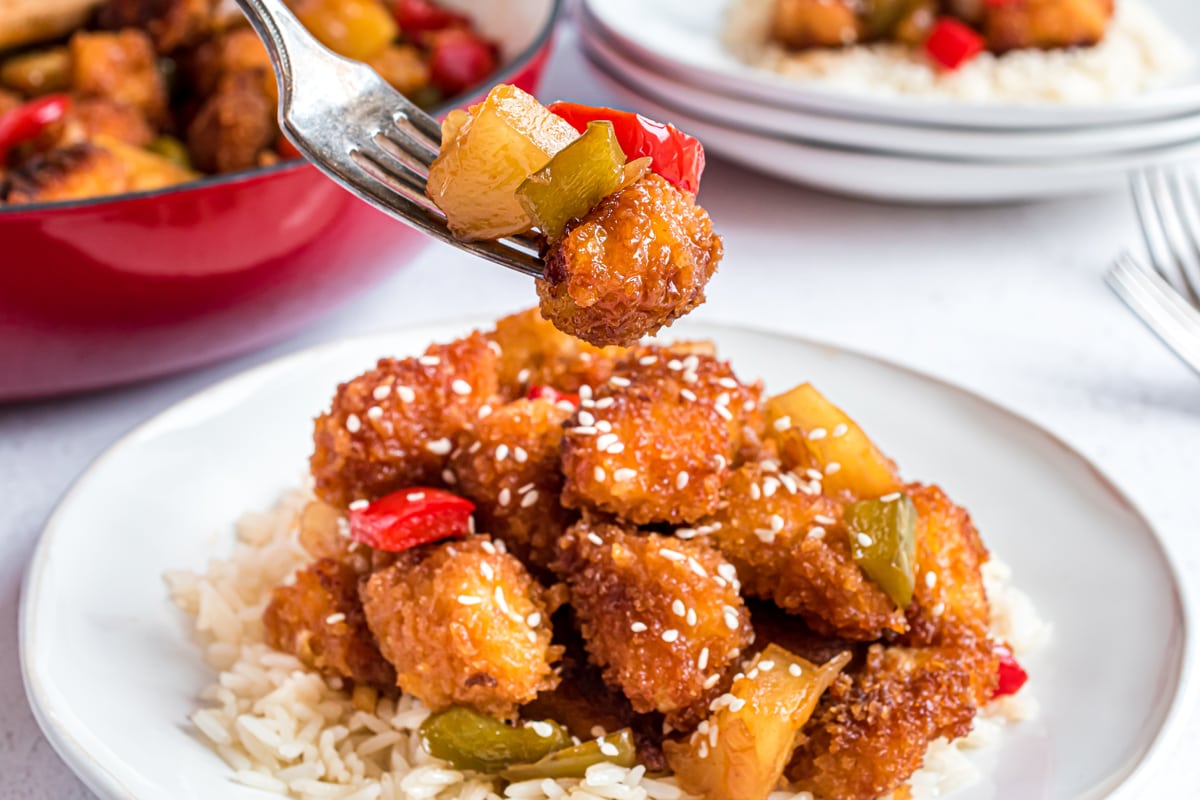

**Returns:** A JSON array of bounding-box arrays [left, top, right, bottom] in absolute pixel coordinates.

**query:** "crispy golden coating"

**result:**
[[360, 536, 562, 719], [789, 641, 993, 800], [4, 142, 127, 204], [489, 307, 622, 397], [98, 0, 217, 52], [707, 464, 907, 640], [560, 345, 760, 525], [186, 68, 275, 173], [311, 332, 500, 508], [45, 97, 154, 150], [367, 44, 431, 97], [986, 0, 1112, 52], [189, 27, 276, 101], [69, 30, 167, 124], [262, 557, 397, 690], [537, 174, 723, 347], [448, 398, 573, 571], [771, 0, 861, 49], [554, 519, 753, 730]]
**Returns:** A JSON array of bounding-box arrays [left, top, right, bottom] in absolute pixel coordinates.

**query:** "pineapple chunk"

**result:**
[[764, 383, 901, 499], [293, 0, 397, 62], [427, 84, 579, 241], [664, 645, 850, 800]]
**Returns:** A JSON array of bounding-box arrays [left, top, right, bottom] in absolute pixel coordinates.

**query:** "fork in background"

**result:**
[[234, 0, 545, 278], [1106, 167, 1200, 376]]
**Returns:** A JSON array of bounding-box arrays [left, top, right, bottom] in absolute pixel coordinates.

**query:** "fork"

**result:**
[[235, 0, 544, 278]]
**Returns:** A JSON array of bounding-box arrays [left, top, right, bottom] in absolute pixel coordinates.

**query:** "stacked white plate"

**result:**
[[579, 0, 1200, 203]]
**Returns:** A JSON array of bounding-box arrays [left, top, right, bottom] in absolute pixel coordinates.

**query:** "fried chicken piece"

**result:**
[[262, 557, 397, 690], [186, 68, 275, 173], [5, 142, 128, 203], [560, 345, 759, 525], [489, 307, 622, 397], [367, 44, 431, 97], [310, 332, 500, 508], [44, 97, 154, 150], [360, 536, 562, 719], [98, 0, 217, 52], [188, 27, 276, 101], [448, 397, 573, 571], [985, 0, 1112, 53], [707, 464, 907, 640], [554, 519, 753, 730], [0, 89, 20, 116], [771, 0, 862, 49], [789, 641, 994, 800], [69, 30, 168, 125], [537, 174, 723, 347]]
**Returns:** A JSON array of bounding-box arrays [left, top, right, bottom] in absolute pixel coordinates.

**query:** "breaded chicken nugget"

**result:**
[[560, 346, 759, 525], [449, 398, 573, 571], [986, 0, 1111, 53], [537, 174, 723, 347], [70, 30, 167, 124], [789, 641, 991, 800], [311, 332, 499, 508], [489, 307, 622, 397], [554, 519, 753, 729], [360, 536, 561, 720], [771, 0, 861, 49], [707, 464, 906, 640], [186, 68, 275, 173], [4, 142, 127, 204], [98, 0, 215, 52], [262, 558, 397, 690], [44, 97, 154, 150]]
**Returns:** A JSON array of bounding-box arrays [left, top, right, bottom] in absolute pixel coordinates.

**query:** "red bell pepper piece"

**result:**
[[348, 487, 475, 552], [394, 0, 470, 36], [993, 643, 1029, 698], [526, 384, 581, 409], [0, 93, 71, 163], [547, 102, 706, 195], [924, 18, 985, 70], [428, 28, 499, 98]]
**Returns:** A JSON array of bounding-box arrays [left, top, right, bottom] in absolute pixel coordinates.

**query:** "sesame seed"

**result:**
[[610, 376, 631, 387], [662, 629, 680, 643], [481, 563, 494, 580], [513, 446, 527, 463], [856, 532, 874, 547], [587, 532, 604, 546], [578, 411, 596, 427], [683, 355, 700, 370], [686, 608, 697, 626], [477, 404, 492, 419], [596, 420, 613, 432], [451, 379, 471, 396], [487, 340, 502, 355], [606, 443, 625, 454], [749, 483, 762, 500], [676, 471, 690, 489], [498, 488, 511, 507], [832, 423, 849, 437], [494, 586, 510, 613], [760, 459, 780, 473], [762, 477, 780, 497], [521, 490, 539, 508], [596, 433, 619, 451], [639, 355, 657, 366], [789, 663, 804, 677], [517, 368, 531, 383], [667, 359, 683, 370], [480, 541, 496, 554], [715, 455, 727, 470], [704, 674, 721, 689], [495, 539, 507, 553], [805, 468, 824, 481], [598, 739, 619, 757], [527, 612, 542, 627], [362, 405, 383, 422], [613, 468, 637, 482], [925, 571, 938, 588], [468, 441, 482, 454], [325, 613, 346, 625], [758, 660, 775, 672], [593, 466, 606, 481], [419, 355, 440, 366], [672, 599, 686, 616], [676, 527, 697, 539], [595, 397, 615, 409], [698, 647, 710, 670], [572, 426, 598, 435], [727, 697, 746, 713], [724, 609, 740, 630], [779, 473, 799, 494], [682, 372, 698, 384], [372, 385, 391, 401], [349, 499, 369, 511], [773, 415, 792, 431], [556, 400, 576, 413], [630, 621, 648, 633], [457, 595, 482, 606], [517, 482, 535, 494], [345, 414, 361, 433], [808, 427, 828, 441], [719, 378, 739, 389], [495, 444, 509, 461], [680, 389, 698, 402], [825, 461, 842, 475], [754, 528, 776, 544], [688, 558, 708, 578], [807, 526, 826, 540], [881, 492, 902, 502], [770, 514, 785, 533], [814, 514, 836, 525], [467, 515, 476, 534], [715, 393, 730, 406], [396, 385, 416, 403], [660, 548, 685, 562], [715, 404, 733, 421], [718, 563, 738, 582], [426, 438, 452, 455], [406, 491, 426, 501], [747, 669, 760, 680], [932, 602, 946, 617], [529, 721, 554, 738]]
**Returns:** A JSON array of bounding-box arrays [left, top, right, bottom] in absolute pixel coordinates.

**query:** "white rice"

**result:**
[[168, 487, 1048, 800], [723, 0, 1193, 103]]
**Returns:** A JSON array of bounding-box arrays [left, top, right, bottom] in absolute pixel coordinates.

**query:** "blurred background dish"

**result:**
[[0, 0, 562, 401], [579, 0, 1200, 202]]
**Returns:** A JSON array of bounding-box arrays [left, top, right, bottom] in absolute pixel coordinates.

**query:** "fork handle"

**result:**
[[234, 0, 334, 112]]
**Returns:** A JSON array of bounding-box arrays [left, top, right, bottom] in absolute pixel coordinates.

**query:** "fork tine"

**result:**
[[1167, 168, 1200, 303], [1107, 253, 1200, 375], [1116, 252, 1200, 336], [1131, 168, 1193, 297]]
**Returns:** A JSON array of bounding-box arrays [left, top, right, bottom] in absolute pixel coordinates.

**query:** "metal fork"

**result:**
[[235, 0, 544, 278], [1106, 166, 1200, 375]]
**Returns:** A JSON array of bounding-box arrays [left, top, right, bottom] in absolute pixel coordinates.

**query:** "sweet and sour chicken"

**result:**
[[262, 307, 1026, 800]]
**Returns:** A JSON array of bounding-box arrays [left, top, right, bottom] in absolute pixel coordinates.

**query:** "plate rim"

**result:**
[[19, 317, 1197, 800]]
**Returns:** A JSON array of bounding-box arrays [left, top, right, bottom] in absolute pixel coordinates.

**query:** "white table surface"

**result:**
[[2, 28, 1199, 800]]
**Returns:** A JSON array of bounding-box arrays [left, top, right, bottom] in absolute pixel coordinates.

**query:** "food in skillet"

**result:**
[[427, 85, 722, 348], [0, 0, 498, 205], [169, 307, 1048, 800]]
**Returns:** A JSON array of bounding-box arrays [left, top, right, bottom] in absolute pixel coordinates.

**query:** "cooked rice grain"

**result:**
[[169, 487, 1047, 800]]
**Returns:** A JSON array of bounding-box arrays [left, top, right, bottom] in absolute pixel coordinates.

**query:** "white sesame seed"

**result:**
[[391, 385, 413, 403], [661, 629, 681, 643], [672, 599, 686, 616], [467, 515, 475, 534], [325, 613, 345, 625], [676, 527, 697, 539], [468, 441, 482, 454], [676, 471, 689, 489], [758, 660, 775, 672], [698, 647, 710, 671], [595, 396, 615, 409], [770, 514, 785, 533], [805, 468, 824, 481], [598, 739, 619, 757], [932, 602, 946, 617], [715, 455, 727, 470], [808, 427, 828, 441], [556, 400, 576, 413], [495, 444, 509, 461], [593, 466, 606, 482], [719, 378, 739, 389], [521, 490, 539, 508], [610, 376, 631, 387], [686, 608, 697, 626], [457, 595, 482, 606], [680, 389, 698, 402], [486, 340, 502, 355], [755, 528, 776, 544], [667, 359, 683, 370], [578, 411, 596, 427], [749, 483, 762, 500], [779, 473, 799, 494], [718, 563, 738, 582], [364, 405, 383, 422], [517, 369, 530, 384], [714, 404, 733, 421], [760, 459, 779, 473], [480, 540, 496, 554], [419, 355, 440, 366], [372, 384, 391, 401], [477, 404, 492, 419], [481, 562, 494, 580], [660, 548, 685, 562], [348, 499, 369, 511], [614, 467, 637, 482], [517, 482, 535, 494], [807, 526, 826, 540], [789, 663, 804, 677], [704, 674, 721, 689], [513, 446, 528, 463], [406, 491, 426, 501], [595, 420, 612, 433], [495, 539, 507, 553], [572, 426, 598, 435], [772, 415, 792, 431], [345, 414, 361, 433], [587, 532, 604, 546], [596, 433, 619, 451], [606, 443, 625, 454], [762, 477, 780, 497], [814, 514, 836, 525], [528, 721, 554, 738], [498, 488, 511, 507], [494, 586, 510, 613], [715, 393, 730, 407], [527, 612, 542, 627], [832, 423, 849, 437], [688, 558, 708, 578], [682, 372, 698, 384], [747, 669, 760, 680], [682, 355, 700, 369], [856, 532, 874, 547], [727, 697, 746, 713], [881, 492, 902, 502], [426, 437, 451, 455], [825, 461, 842, 475], [639, 355, 657, 366], [451, 379, 472, 396], [631, 621, 648, 633], [724, 610, 740, 630], [925, 571, 938, 588]]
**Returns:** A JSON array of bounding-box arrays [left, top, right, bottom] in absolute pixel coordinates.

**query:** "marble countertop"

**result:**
[[2, 30, 1197, 800]]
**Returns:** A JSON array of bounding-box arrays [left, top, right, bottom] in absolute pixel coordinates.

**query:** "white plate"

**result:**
[[20, 320, 1191, 800], [582, 0, 1200, 130], [582, 24, 1200, 163], [587, 64, 1200, 202]]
